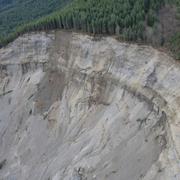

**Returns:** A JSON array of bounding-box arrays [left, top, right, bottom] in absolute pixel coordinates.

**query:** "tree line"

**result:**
[[0, 0, 176, 48]]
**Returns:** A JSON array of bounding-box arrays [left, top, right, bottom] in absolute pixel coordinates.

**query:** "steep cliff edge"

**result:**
[[0, 31, 179, 180]]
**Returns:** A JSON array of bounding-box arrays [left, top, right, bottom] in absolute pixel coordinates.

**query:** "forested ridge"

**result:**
[[0, 0, 72, 37], [0, 0, 179, 59]]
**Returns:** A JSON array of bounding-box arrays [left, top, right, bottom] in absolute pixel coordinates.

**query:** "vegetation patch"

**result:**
[[169, 33, 180, 60]]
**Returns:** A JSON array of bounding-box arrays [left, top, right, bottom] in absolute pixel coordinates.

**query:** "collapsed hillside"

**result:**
[[0, 31, 179, 180]]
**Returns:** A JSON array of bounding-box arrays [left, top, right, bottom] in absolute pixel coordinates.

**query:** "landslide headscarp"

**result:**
[[0, 31, 179, 180]]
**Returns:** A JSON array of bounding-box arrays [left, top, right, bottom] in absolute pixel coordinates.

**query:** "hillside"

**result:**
[[0, 0, 179, 59], [0, 0, 72, 37], [0, 1, 180, 179]]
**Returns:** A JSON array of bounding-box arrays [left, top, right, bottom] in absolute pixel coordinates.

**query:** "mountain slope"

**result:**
[[0, 0, 72, 37]]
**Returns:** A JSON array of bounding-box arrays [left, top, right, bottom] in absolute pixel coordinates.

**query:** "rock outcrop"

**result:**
[[0, 31, 179, 180]]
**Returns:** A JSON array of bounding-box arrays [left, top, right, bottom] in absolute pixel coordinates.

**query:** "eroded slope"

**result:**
[[0, 31, 179, 180]]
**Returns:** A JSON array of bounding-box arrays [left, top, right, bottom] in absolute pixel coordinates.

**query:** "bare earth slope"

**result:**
[[0, 31, 179, 180]]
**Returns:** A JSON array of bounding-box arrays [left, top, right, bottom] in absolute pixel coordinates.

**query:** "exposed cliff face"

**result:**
[[0, 31, 179, 180]]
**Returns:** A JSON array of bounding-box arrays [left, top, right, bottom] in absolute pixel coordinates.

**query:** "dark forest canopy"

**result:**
[[0, 0, 72, 36], [0, 0, 179, 59]]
